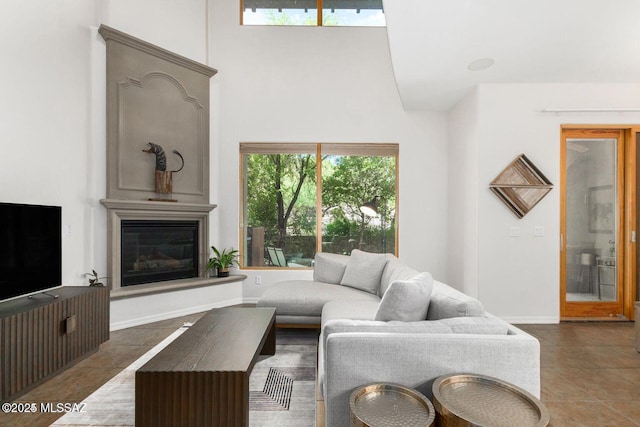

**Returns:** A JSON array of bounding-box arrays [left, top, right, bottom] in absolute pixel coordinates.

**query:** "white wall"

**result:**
[[100, 0, 208, 64], [0, 0, 240, 329], [0, 1, 95, 284], [447, 88, 480, 298], [110, 282, 241, 330], [1, 0, 449, 328], [7, 2, 640, 328], [451, 83, 640, 323], [209, 0, 449, 300]]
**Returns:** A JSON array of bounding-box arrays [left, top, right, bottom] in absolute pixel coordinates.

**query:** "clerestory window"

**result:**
[[240, 143, 398, 269], [241, 0, 386, 27]]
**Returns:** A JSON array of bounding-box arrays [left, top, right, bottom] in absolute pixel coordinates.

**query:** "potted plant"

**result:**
[[207, 246, 239, 277], [85, 269, 107, 287]]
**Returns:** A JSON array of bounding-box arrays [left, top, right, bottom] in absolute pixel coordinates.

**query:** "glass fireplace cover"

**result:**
[[121, 220, 199, 286]]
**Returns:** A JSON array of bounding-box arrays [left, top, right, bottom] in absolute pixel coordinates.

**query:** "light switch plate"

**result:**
[[509, 226, 520, 237], [534, 226, 545, 236]]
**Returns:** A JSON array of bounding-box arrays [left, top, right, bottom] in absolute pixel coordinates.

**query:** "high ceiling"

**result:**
[[383, 0, 640, 111]]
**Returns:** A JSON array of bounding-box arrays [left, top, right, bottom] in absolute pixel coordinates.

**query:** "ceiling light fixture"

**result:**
[[468, 58, 495, 71]]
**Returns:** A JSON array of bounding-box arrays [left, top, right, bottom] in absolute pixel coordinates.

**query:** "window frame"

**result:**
[[239, 0, 385, 27], [239, 142, 399, 270]]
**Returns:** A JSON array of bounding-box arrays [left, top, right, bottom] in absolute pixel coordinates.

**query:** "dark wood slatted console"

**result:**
[[135, 307, 276, 427], [0, 286, 110, 402]]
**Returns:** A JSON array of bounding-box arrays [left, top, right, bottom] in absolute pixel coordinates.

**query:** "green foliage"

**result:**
[[207, 246, 239, 271], [85, 269, 106, 286], [322, 155, 396, 253], [245, 154, 316, 250], [325, 210, 356, 237], [263, 10, 341, 26], [244, 151, 396, 260], [323, 155, 395, 219], [266, 10, 317, 25], [321, 13, 340, 26]]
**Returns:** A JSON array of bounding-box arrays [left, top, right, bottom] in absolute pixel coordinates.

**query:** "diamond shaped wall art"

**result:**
[[490, 154, 553, 219]]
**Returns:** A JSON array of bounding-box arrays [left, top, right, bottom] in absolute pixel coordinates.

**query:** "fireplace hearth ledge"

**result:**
[[110, 274, 247, 300]]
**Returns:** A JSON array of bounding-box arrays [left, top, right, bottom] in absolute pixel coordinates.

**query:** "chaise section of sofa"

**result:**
[[256, 249, 419, 326], [256, 280, 380, 326]]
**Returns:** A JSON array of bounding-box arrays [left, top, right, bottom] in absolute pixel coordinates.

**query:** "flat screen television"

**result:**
[[0, 202, 62, 301]]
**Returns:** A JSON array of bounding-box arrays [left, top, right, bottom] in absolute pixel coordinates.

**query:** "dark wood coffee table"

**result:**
[[135, 307, 276, 427]]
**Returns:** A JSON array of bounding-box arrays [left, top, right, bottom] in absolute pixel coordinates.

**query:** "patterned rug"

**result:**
[[249, 328, 318, 426], [51, 326, 318, 427]]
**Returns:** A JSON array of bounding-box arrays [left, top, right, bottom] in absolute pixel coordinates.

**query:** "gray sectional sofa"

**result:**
[[257, 249, 541, 427]]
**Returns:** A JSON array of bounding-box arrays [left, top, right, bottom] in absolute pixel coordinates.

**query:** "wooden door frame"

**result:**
[[624, 128, 638, 321], [560, 125, 637, 320]]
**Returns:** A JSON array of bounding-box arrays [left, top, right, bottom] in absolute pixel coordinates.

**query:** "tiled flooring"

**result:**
[[518, 322, 640, 426], [0, 312, 207, 427], [1, 316, 638, 426]]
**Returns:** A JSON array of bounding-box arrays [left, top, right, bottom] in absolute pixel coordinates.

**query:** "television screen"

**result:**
[[0, 203, 62, 301]]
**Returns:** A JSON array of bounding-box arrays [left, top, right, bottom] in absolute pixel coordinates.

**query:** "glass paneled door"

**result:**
[[561, 129, 625, 318]]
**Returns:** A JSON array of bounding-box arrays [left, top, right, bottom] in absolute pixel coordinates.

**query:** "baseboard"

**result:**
[[109, 297, 244, 331], [243, 297, 260, 305]]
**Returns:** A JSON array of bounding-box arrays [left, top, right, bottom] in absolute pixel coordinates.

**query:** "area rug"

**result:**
[[249, 328, 318, 426], [51, 326, 318, 427]]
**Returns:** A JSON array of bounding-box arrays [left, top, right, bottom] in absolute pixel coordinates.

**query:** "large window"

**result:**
[[240, 143, 398, 268], [241, 0, 386, 27]]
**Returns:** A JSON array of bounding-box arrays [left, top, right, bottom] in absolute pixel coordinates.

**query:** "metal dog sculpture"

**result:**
[[143, 142, 184, 195]]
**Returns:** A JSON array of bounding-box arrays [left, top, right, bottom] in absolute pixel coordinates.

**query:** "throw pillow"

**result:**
[[379, 255, 420, 297], [427, 281, 485, 320], [340, 249, 389, 294], [313, 252, 350, 284], [374, 272, 434, 321]]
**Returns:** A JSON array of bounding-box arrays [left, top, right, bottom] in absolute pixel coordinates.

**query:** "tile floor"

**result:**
[[1, 316, 638, 426], [0, 312, 206, 427], [519, 322, 640, 426]]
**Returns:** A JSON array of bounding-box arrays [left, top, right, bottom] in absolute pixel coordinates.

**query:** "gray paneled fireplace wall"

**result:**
[[98, 25, 220, 298]]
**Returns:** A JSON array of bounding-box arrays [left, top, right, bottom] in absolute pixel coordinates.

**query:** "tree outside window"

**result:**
[[322, 155, 395, 254], [240, 143, 397, 269]]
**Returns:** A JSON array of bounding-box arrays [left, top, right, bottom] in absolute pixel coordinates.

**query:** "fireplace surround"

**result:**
[[98, 26, 236, 299], [101, 199, 217, 297]]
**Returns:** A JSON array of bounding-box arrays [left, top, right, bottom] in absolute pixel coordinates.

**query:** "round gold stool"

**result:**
[[350, 383, 435, 427], [432, 373, 550, 427]]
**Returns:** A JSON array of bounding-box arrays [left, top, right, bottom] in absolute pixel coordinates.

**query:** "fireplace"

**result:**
[[98, 27, 220, 299], [100, 199, 216, 295], [121, 220, 199, 286]]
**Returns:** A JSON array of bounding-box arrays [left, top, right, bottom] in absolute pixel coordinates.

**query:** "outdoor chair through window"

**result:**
[[267, 247, 288, 267]]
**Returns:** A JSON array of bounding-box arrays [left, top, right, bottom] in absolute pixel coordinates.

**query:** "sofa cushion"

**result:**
[[443, 316, 510, 335], [374, 272, 434, 322], [257, 280, 380, 317], [379, 255, 420, 296], [427, 280, 485, 320], [322, 317, 510, 350], [340, 249, 388, 294], [318, 315, 511, 394], [313, 252, 350, 284], [321, 299, 381, 328]]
